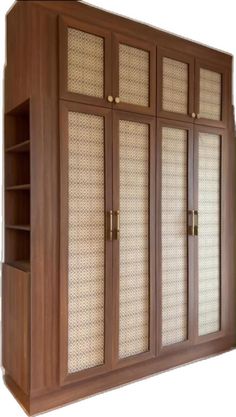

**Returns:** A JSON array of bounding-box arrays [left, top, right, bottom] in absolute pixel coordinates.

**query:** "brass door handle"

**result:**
[[115, 210, 120, 240], [115, 97, 120, 104], [108, 210, 113, 241], [188, 210, 198, 236], [188, 210, 195, 236], [194, 210, 198, 236]]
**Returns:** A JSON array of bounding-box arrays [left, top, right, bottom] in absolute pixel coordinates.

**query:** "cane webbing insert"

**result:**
[[119, 44, 149, 107], [199, 69, 222, 121], [68, 28, 104, 98], [162, 127, 188, 346], [162, 57, 188, 114], [198, 132, 221, 336], [119, 120, 150, 359], [68, 112, 105, 373]]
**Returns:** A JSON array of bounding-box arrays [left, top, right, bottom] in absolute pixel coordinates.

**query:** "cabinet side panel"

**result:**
[[5, 2, 31, 113], [2, 264, 30, 394], [30, 4, 59, 393]]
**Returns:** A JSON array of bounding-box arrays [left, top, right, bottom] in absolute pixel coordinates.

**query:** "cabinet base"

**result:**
[[3, 336, 236, 416]]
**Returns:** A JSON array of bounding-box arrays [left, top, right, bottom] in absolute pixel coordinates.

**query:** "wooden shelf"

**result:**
[[6, 260, 30, 272], [5, 140, 30, 153], [6, 184, 30, 191], [6, 225, 30, 231]]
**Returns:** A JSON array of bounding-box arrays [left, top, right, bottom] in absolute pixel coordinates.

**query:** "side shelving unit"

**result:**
[[4, 100, 30, 273]]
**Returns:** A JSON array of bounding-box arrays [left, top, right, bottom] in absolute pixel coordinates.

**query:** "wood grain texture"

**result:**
[[30, 3, 59, 394], [2, 1, 235, 416], [34, 1, 232, 67], [59, 15, 112, 109], [2, 264, 30, 395], [157, 47, 195, 123], [32, 337, 235, 415], [112, 33, 156, 115], [59, 100, 113, 385], [5, 2, 31, 112], [112, 111, 156, 368]]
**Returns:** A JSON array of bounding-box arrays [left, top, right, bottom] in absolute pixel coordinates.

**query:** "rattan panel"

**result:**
[[198, 133, 221, 336], [68, 112, 105, 373], [119, 44, 149, 107], [162, 127, 188, 346], [68, 28, 104, 98], [119, 120, 150, 359], [162, 57, 188, 114], [199, 69, 222, 121]]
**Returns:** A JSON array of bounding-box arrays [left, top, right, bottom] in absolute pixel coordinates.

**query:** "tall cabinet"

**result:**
[[2, 1, 235, 415]]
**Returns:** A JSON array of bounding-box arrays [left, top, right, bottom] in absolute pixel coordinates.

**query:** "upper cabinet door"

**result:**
[[59, 16, 112, 108], [157, 48, 195, 123], [112, 33, 156, 115], [195, 60, 229, 127]]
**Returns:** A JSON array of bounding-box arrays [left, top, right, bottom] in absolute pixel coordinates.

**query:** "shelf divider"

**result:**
[[5, 140, 30, 153], [6, 184, 30, 191], [6, 225, 30, 232], [6, 260, 30, 272]]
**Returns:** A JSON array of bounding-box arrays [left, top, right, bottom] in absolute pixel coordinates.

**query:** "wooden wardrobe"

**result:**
[[2, 1, 236, 414]]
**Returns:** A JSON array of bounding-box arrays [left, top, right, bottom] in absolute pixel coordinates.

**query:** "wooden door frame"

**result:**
[[59, 100, 113, 385], [157, 47, 195, 123], [194, 59, 229, 128], [112, 33, 156, 116], [156, 118, 195, 355], [59, 15, 112, 109], [112, 110, 156, 369], [193, 125, 227, 344]]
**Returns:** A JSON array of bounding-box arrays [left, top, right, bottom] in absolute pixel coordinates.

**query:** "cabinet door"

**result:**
[[195, 60, 229, 127], [112, 34, 156, 115], [157, 119, 194, 352], [194, 126, 225, 342], [112, 111, 156, 367], [157, 48, 195, 123], [60, 101, 113, 384], [60, 16, 112, 108]]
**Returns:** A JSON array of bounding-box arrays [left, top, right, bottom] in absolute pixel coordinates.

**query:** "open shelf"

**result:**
[[6, 260, 30, 272], [6, 140, 30, 153], [5, 100, 31, 271], [6, 225, 30, 232], [6, 140, 30, 152], [5, 100, 30, 148], [6, 184, 30, 191]]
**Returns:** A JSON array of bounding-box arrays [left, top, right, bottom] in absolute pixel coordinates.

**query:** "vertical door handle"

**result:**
[[115, 210, 120, 240], [188, 210, 198, 236], [108, 210, 113, 241], [188, 210, 195, 236], [194, 210, 198, 236]]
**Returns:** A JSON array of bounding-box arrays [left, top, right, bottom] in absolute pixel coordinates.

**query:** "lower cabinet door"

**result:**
[[194, 126, 225, 342], [60, 101, 113, 384], [112, 111, 156, 367], [157, 119, 194, 352]]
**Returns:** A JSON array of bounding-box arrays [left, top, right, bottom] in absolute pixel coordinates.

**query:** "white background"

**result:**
[[0, 1, 235, 416]]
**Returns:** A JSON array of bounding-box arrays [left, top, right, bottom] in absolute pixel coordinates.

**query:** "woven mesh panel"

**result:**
[[162, 57, 188, 114], [119, 44, 149, 107], [68, 112, 105, 373], [68, 28, 104, 98], [198, 132, 220, 336], [119, 120, 150, 359], [162, 127, 188, 346], [199, 69, 221, 120]]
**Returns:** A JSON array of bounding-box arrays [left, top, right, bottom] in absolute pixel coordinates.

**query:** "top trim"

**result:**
[[23, 1, 232, 66], [81, 1, 232, 58]]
